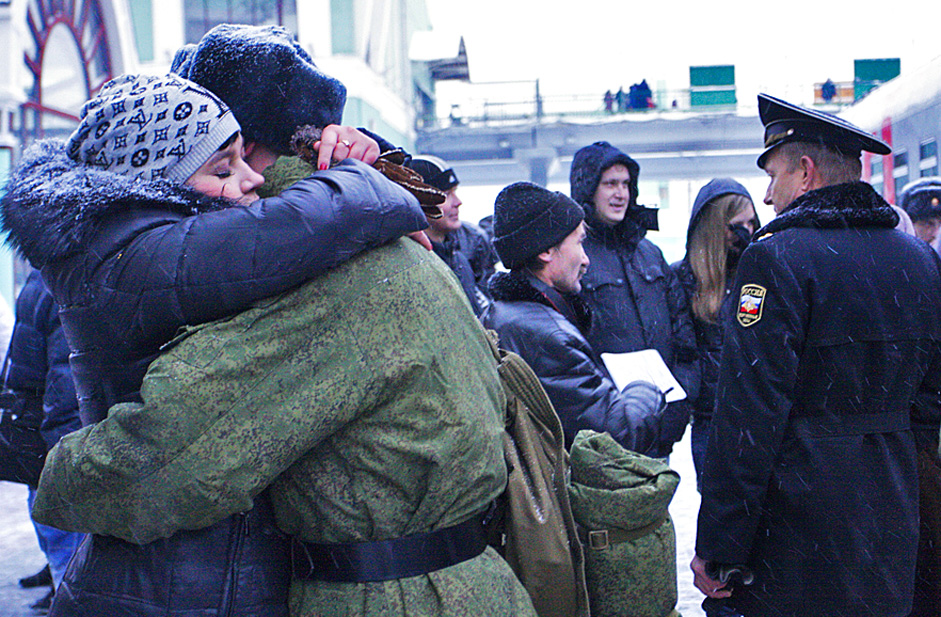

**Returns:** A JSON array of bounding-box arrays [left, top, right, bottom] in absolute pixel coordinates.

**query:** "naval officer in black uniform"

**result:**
[[691, 93, 941, 617]]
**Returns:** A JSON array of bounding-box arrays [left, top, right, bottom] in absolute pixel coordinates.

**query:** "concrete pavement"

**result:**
[[671, 426, 707, 617], [0, 482, 52, 617]]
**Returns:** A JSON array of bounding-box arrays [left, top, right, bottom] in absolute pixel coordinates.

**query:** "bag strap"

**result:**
[[485, 329, 564, 437], [576, 514, 669, 550]]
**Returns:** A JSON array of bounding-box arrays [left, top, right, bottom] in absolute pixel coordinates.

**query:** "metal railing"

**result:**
[[430, 81, 860, 130]]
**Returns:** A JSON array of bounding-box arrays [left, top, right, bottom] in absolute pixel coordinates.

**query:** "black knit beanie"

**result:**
[[172, 24, 346, 156], [899, 177, 941, 222], [493, 182, 584, 269], [569, 141, 640, 215]]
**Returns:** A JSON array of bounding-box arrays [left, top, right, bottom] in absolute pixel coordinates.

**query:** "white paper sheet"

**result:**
[[600, 349, 687, 403]]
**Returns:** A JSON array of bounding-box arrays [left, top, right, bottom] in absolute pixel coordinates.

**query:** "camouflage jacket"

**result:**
[[34, 239, 536, 616]]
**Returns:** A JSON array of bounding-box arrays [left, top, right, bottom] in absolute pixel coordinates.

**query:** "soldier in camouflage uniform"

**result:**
[[33, 155, 537, 616]]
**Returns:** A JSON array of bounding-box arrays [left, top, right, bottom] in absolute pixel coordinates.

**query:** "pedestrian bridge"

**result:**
[[414, 110, 766, 188]]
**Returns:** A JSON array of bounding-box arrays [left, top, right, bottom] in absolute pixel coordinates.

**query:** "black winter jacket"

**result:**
[[3, 270, 81, 450], [454, 221, 498, 299], [671, 258, 732, 424], [0, 140, 427, 617], [432, 234, 483, 316], [482, 271, 661, 454], [579, 221, 699, 456], [697, 182, 941, 616]]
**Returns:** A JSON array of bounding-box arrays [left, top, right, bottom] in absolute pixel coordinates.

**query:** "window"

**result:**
[[920, 140, 937, 160], [0, 147, 12, 196], [184, 0, 298, 44], [920, 139, 938, 177], [893, 150, 909, 201], [23, 0, 112, 141]]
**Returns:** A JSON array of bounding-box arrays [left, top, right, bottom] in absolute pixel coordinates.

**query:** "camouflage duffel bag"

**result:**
[[567, 430, 680, 617]]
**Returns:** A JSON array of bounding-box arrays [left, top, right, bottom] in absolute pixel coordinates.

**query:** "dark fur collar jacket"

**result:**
[[1, 139, 232, 268], [489, 270, 593, 335], [757, 181, 898, 237]]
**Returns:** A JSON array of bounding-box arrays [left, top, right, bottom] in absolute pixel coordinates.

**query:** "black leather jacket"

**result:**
[[482, 271, 662, 454]]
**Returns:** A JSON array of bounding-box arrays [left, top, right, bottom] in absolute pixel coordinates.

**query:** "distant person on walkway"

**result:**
[[821, 78, 836, 103], [569, 141, 699, 458], [604, 89, 614, 113], [482, 181, 665, 452], [691, 93, 941, 617], [616, 87, 627, 112]]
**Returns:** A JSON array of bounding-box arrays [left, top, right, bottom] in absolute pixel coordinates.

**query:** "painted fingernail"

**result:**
[[319, 163, 328, 170]]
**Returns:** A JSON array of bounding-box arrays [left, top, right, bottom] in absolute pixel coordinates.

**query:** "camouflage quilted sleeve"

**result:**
[[32, 279, 381, 543], [257, 155, 316, 198]]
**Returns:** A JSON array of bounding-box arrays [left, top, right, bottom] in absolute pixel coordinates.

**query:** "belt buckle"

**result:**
[[587, 529, 609, 550]]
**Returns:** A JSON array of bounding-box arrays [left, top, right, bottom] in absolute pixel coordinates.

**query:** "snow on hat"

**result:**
[[569, 141, 640, 215], [406, 155, 459, 192], [493, 182, 584, 269], [899, 177, 941, 222], [172, 24, 346, 156], [67, 73, 240, 183]]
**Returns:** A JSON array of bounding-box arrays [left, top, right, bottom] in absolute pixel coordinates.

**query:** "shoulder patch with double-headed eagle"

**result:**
[[737, 284, 767, 327]]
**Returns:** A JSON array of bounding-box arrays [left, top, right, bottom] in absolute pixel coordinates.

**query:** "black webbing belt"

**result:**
[[290, 505, 493, 583]]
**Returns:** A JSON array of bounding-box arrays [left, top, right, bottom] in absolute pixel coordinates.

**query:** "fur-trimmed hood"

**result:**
[[489, 270, 592, 335], [757, 181, 898, 237], [1, 139, 232, 268]]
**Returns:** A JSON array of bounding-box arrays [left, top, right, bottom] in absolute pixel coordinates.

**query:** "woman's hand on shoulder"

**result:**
[[314, 126, 381, 170]]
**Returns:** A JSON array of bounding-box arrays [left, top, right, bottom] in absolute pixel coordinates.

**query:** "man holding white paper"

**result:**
[[482, 181, 666, 454]]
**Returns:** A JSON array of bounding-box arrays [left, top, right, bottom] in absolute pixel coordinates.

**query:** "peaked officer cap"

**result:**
[[757, 93, 890, 168]]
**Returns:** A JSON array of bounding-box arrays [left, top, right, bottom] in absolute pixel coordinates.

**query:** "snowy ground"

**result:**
[[670, 425, 707, 617]]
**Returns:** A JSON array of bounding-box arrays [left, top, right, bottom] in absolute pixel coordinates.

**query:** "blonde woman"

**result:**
[[671, 179, 758, 488]]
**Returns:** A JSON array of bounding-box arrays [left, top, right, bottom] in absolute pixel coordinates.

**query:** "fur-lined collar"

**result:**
[[1, 139, 234, 267], [757, 181, 898, 237], [489, 270, 592, 334]]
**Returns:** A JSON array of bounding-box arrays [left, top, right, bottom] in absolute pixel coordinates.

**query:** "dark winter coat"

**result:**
[[3, 270, 80, 449], [696, 182, 941, 617], [0, 139, 427, 617], [432, 234, 483, 316], [454, 221, 499, 296], [670, 260, 735, 426], [579, 222, 699, 457], [482, 270, 661, 454]]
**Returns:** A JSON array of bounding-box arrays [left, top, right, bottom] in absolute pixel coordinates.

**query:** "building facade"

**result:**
[[0, 0, 441, 304]]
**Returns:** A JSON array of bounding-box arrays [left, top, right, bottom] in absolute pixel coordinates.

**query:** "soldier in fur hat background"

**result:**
[[691, 93, 941, 617]]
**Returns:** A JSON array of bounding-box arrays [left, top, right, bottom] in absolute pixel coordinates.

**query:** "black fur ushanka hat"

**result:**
[[172, 24, 347, 156]]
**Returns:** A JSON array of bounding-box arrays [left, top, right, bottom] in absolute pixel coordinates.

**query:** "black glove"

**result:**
[[726, 223, 753, 268]]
